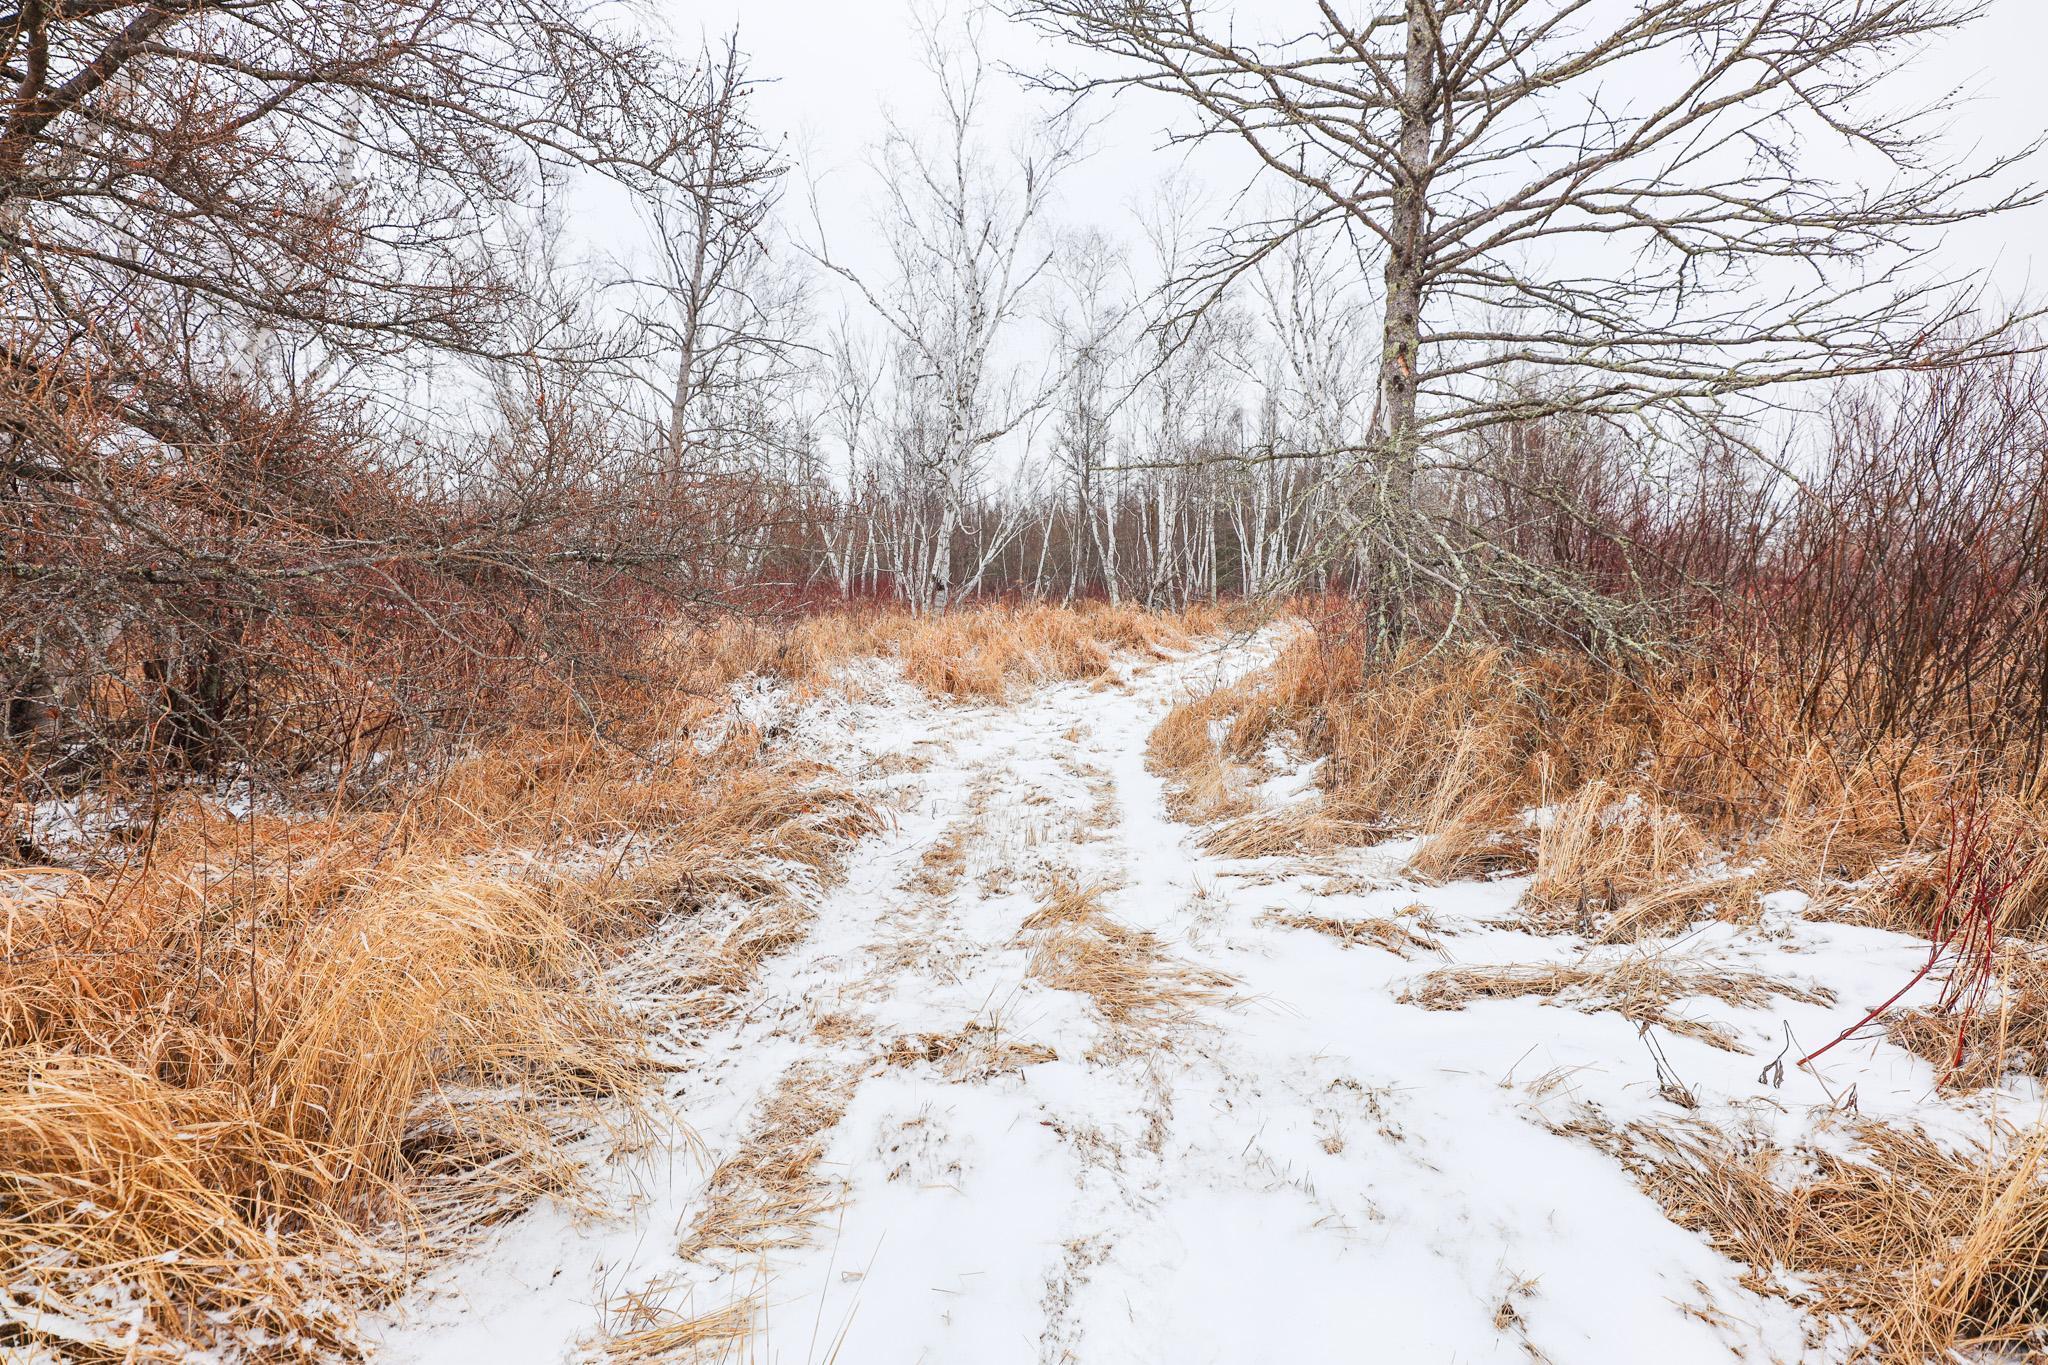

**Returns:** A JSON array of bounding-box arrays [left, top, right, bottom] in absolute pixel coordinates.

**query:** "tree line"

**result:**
[[4, 0, 2042, 794]]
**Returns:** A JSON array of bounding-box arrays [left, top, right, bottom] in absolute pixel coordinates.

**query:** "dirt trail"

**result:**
[[370, 635, 1898, 1364]]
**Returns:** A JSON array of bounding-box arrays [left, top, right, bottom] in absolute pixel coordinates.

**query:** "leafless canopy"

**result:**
[[1009, 0, 2043, 643], [1014, 0, 2042, 447], [1, 1, 747, 776]]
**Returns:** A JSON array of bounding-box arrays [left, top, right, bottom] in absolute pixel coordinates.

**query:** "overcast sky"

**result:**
[[667, 0, 2048, 309]]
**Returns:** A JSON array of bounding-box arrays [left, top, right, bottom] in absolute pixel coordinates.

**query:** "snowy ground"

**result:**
[[366, 629, 2032, 1364]]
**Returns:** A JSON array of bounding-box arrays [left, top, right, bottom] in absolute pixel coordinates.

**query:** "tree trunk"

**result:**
[[1371, 0, 1436, 642]]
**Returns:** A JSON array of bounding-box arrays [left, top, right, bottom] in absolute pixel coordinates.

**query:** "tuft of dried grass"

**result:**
[[1020, 879, 1232, 1028], [1262, 907, 1444, 958], [1526, 780, 1707, 911], [1886, 945, 2048, 1089], [1, 854, 658, 1356], [1577, 1113, 2048, 1361], [597, 1289, 758, 1364], [1403, 954, 1832, 1051], [1587, 874, 1763, 943], [1403, 723, 1540, 883], [1200, 805, 1394, 860], [676, 1061, 854, 1263], [882, 1021, 1059, 1080], [1147, 685, 1261, 825]]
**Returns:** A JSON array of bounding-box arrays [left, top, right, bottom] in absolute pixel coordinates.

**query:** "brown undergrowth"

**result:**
[[0, 658, 874, 1358], [1574, 1111, 2048, 1360], [1157, 618, 2048, 955], [662, 599, 1233, 706]]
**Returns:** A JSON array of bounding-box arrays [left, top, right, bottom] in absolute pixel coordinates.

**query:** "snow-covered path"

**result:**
[[369, 631, 1956, 1364]]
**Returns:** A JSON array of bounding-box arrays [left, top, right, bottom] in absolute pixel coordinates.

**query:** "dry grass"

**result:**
[[1162, 621, 2048, 952], [1577, 1112, 2048, 1360], [1527, 780, 1707, 910], [1404, 723, 1541, 882], [1262, 906, 1445, 958], [1200, 805, 1395, 859], [904, 822, 971, 898], [597, 1289, 758, 1364], [1886, 945, 2048, 1089], [0, 654, 874, 1357], [675, 1060, 854, 1263], [660, 599, 1231, 707], [600, 1059, 862, 1363], [1147, 684, 1263, 825], [1586, 873, 1764, 943], [1019, 879, 1232, 1028], [882, 1020, 1060, 1080], [1402, 954, 1833, 1051]]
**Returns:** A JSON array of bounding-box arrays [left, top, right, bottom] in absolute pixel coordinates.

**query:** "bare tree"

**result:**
[[1050, 228, 1134, 602], [629, 34, 798, 468], [0, 0, 745, 778], [1012, 0, 2044, 639], [808, 8, 1084, 611]]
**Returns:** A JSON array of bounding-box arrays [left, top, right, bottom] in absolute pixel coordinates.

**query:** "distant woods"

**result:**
[[4, 0, 2046, 794]]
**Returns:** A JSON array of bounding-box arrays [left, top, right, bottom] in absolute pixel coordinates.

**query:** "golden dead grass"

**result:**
[[675, 1061, 854, 1263], [1403, 954, 1833, 1051], [1200, 805, 1395, 860], [1146, 684, 1263, 826], [599, 1061, 861, 1362], [904, 822, 972, 899], [882, 1020, 1060, 1080], [1885, 946, 2048, 1090], [1165, 622, 2048, 945], [1262, 907, 1445, 958], [1587, 873, 1764, 943], [659, 599, 1233, 707], [1577, 1113, 2048, 1361], [597, 1290, 758, 1364], [1020, 879, 1232, 1029], [1527, 780, 1708, 910], [0, 671, 874, 1357]]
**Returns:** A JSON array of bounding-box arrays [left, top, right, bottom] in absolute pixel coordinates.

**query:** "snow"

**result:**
[[364, 628, 2036, 1364]]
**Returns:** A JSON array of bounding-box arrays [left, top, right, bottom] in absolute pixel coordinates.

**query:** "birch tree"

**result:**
[[810, 10, 1083, 611], [1051, 229, 1135, 602]]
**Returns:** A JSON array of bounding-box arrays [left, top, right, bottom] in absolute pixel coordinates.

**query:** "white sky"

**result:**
[[669, 0, 2048, 309]]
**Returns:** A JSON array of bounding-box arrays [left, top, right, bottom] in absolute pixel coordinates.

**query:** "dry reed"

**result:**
[[1, 654, 873, 1357], [1577, 1113, 2048, 1360]]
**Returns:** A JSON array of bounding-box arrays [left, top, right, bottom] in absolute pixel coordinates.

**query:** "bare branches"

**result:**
[[805, 9, 1086, 612], [1010, 0, 2044, 642]]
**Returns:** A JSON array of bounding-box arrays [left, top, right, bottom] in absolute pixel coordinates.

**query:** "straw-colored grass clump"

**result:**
[[1262, 906, 1444, 958], [1, 689, 872, 1357], [1402, 953, 1833, 1051], [1579, 1113, 2048, 1360], [1019, 878, 1231, 1029]]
